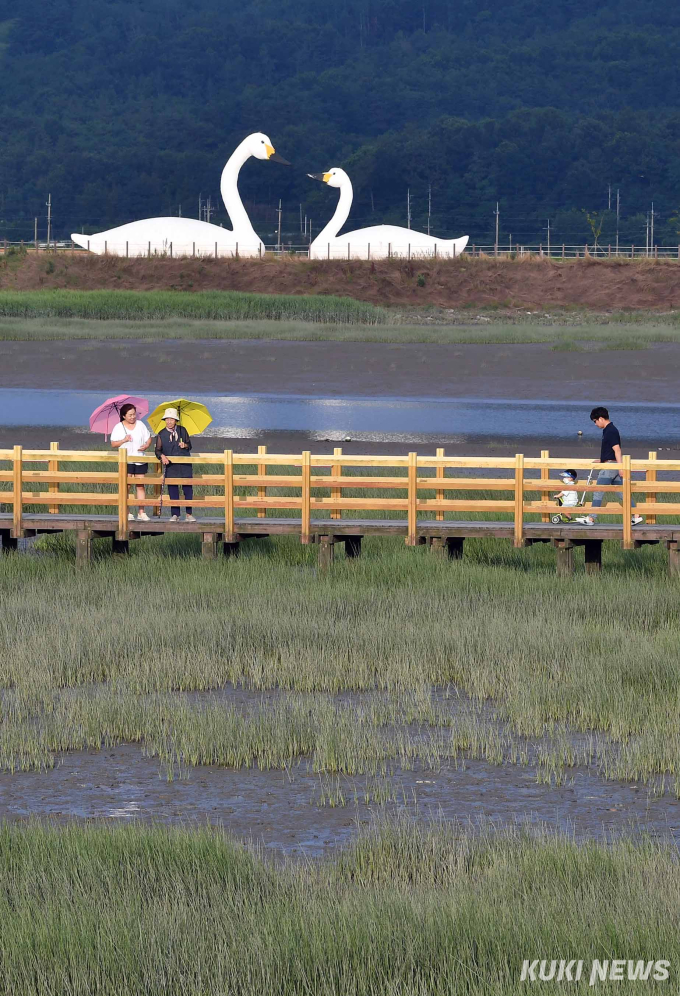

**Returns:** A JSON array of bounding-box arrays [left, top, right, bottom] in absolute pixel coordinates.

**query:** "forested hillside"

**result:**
[[1, 0, 679, 245]]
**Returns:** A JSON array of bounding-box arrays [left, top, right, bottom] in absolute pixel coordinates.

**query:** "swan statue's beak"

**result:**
[[308, 172, 331, 183], [266, 144, 290, 165]]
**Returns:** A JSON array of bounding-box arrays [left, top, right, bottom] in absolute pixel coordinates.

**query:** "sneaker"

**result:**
[[128, 512, 136, 521], [574, 515, 595, 525], [631, 515, 644, 525], [185, 514, 196, 522], [136, 511, 150, 521], [169, 514, 179, 522]]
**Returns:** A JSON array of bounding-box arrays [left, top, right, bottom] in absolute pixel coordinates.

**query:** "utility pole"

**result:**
[[546, 218, 551, 257], [651, 201, 654, 251], [608, 184, 611, 210], [616, 188, 620, 255], [198, 193, 202, 220], [427, 183, 432, 237], [205, 196, 213, 224], [299, 203, 303, 235], [494, 202, 499, 255], [46, 193, 51, 248], [645, 212, 649, 256], [34, 217, 38, 250], [277, 198, 282, 251], [407, 188, 411, 229]]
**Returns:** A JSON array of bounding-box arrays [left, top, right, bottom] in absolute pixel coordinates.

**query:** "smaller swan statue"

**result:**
[[308, 168, 468, 259]]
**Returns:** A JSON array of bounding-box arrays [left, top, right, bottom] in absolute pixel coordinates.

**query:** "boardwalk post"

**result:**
[[76, 530, 92, 567], [318, 535, 334, 570], [446, 537, 464, 560], [406, 451, 418, 546], [622, 454, 633, 549], [331, 447, 342, 520], [540, 449, 550, 522], [202, 532, 219, 560], [117, 448, 128, 539], [555, 539, 574, 576], [12, 445, 22, 537], [257, 445, 267, 518], [49, 441, 60, 514], [646, 451, 657, 525], [584, 540, 602, 574], [436, 447, 445, 522], [344, 536, 362, 558], [513, 453, 524, 547], [224, 450, 235, 543], [301, 451, 311, 545], [668, 541, 680, 578], [151, 455, 162, 517]]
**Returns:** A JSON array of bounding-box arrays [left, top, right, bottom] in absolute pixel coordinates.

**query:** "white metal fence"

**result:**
[[2, 240, 680, 260]]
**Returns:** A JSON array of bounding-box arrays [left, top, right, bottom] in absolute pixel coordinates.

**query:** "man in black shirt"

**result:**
[[576, 406, 643, 525]]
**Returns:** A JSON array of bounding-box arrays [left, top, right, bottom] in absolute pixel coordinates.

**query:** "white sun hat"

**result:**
[[161, 407, 180, 421]]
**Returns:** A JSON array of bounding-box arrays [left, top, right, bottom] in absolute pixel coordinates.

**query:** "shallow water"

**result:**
[[1, 744, 678, 856], [2, 388, 680, 444]]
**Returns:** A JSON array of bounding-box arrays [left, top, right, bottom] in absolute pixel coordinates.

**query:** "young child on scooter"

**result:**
[[552, 469, 579, 521]]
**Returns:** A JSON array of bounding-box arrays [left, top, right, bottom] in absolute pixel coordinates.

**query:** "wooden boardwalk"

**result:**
[[2, 444, 680, 575]]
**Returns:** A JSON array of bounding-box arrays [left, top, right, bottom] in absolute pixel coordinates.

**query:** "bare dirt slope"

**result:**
[[3, 253, 680, 309]]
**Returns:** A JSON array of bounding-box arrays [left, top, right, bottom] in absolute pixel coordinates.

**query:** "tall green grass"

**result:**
[[0, 289, 386, 325], [1, 535, 680, 790], [2, 313, 680, 345], [0, 819, 677, 995]]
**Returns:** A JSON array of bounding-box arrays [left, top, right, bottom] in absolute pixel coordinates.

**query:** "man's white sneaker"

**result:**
[[631, 515, 644, 525], [136, 511, 150, 521], [169, 514, 179, 522], [574, 515, 595, 525], [128, 512, 136, 520], [185, 514, 196, 522]]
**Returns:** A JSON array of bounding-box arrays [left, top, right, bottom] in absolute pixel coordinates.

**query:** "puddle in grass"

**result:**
[[1, 744, 679, 856], [2, 683, 679, 855]]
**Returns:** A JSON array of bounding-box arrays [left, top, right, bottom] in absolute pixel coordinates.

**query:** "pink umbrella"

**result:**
[[89, 394, 149, 439]]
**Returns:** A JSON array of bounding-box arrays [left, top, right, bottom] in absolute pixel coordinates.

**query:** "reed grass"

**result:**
[[2, 312, 680, 345], [0, 290, 386, 325], [1, 534, 680, 792], [0, 818, 677, 995]]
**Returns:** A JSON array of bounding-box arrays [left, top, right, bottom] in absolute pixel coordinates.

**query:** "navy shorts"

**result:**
[[128, 463, 148, 476]]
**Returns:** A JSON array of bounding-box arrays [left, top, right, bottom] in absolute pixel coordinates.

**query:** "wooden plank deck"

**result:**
[[1, 513, 678, 576]]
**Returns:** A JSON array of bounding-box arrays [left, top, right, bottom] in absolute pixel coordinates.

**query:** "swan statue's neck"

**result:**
[[315, 176, 353, 245], [220, 139, 259, 239]]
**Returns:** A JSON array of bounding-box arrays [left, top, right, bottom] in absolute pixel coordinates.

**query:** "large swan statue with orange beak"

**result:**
[[71, 133, 289, 258]]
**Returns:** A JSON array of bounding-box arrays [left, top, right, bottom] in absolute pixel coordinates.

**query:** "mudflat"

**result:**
[[2, 338, 675, 401]]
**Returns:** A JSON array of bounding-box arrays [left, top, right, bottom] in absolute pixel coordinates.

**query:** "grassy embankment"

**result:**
[[2, 289, 680, 345], [0, 819, 677, 995]]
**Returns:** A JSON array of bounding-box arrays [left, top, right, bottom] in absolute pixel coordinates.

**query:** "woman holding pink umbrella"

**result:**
[[110, 403, 152, 521]]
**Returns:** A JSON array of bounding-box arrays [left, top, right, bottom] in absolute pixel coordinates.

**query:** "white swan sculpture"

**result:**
[[308, 168, 468, 260], [71, 133, 289, 257]]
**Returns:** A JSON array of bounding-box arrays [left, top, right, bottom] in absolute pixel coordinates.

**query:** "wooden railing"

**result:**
[[2, 445, 680, 548]]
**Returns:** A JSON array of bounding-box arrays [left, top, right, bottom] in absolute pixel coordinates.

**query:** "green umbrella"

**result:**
[[148, 398, 213, 435]]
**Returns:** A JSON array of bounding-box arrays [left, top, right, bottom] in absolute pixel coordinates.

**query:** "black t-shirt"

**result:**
[[600, 421, 621, 462]]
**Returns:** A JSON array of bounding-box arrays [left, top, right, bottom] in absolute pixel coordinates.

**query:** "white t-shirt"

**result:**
[[559, 489, 579, 508], [111, 420, 151, 463]]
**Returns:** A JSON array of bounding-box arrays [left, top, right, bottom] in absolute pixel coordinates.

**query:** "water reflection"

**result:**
[[1, 388, 679, 444]]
